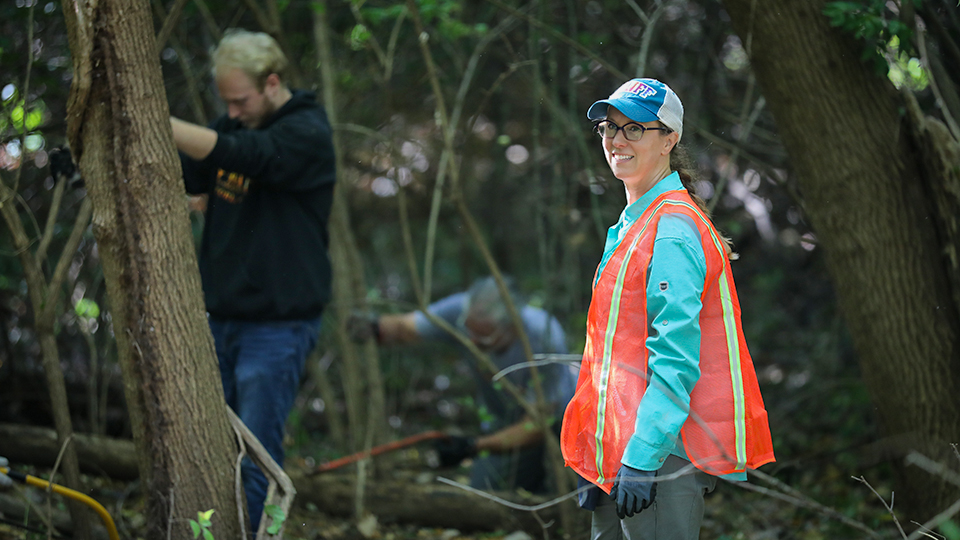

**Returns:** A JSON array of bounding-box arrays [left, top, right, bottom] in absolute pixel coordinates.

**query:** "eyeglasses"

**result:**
[[594, 120, 670, 142]]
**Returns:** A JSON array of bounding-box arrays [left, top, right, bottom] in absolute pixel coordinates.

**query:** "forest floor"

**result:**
[[0, 454, 902, 540], [0, 369, 908, 540]]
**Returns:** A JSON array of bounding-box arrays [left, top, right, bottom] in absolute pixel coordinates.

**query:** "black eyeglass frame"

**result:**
[[593, 120, 671, 142]]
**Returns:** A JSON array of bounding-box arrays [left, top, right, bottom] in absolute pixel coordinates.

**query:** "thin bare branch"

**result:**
[[154, 0, 190, 56], [635, 4, 666, 77], [906, 452, 960, 488], [35, 175, 68, 266], [623, 0, 651, 24], [383, 9, 407, 81], [484, 0, 628, 81], [436, 460, 700, 511], [151, 0, 208, 124], [906, 497, 960, 540], [12, 0, 36, 195], [709, 79, 765, 213], [349, 3, 389, 70], [435, 476, 583, 512], [419, 11, 519, 301], [405, 0, 454, 301], [192, 0, 222, 42], [733, 476, 881, 538], [264, 0, 281, 36], [492, 355, 582, 381], [852, 475, 907, 539], [41, 198, 92, 336], [917, 27, 960, 140], [230, 422, 248, 539], [241, 0, 274, 35]]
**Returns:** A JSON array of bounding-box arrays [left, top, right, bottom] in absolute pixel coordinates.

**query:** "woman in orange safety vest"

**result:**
[[560, 78, 774, 539]]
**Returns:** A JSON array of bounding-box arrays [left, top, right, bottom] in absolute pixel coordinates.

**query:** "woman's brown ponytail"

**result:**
[[670, 143, 737, 259]]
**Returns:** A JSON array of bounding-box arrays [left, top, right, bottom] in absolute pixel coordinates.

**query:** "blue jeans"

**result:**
[[209, 317, 321, 532]]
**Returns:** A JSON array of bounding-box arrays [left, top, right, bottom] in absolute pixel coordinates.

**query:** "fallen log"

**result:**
[[288, 470, 588, 535], [0, 423, 138, 480], [0, 424, 589, 535]]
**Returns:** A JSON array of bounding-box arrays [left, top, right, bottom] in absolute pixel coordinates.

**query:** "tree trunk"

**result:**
[[722, 0, 960, 522], [60, 0, 242, 538]]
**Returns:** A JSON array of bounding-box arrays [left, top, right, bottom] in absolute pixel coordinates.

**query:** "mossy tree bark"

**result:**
[[722, 0, 960, 523], [61, 0, 242, 537]]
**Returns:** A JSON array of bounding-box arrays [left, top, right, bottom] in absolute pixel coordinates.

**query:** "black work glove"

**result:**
[[0, 457, 13, 490], [345, 311, 380, 343], [49, 146, 83, 188], [609, 464, 657, 519], [434, 436, 477, 468]]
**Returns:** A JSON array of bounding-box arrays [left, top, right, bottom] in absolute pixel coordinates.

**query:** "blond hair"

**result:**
[[211, 29, 289, 90]]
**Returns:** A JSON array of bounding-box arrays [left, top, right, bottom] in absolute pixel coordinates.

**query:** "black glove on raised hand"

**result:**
[[434, 435, 477, 468], [609, 464, 657, 519], [49, 147, 83, 188], [345, 311, 380, 343]]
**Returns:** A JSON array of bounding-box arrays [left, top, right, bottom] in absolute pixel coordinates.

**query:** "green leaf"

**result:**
[[190, 520, 201, 538], [349, 24, 372, 51], [264, 505, 284, 520], [264, 505, 286, 535], [202, 529, 214, 540], [199, 509, 215, 522], [75, 298, 100, 319], [25, 108, 42, 130], [11, 105, 24, 128]]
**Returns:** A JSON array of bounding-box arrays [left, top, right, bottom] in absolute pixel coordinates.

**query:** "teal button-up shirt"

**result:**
[[597, 172, 745, 481]]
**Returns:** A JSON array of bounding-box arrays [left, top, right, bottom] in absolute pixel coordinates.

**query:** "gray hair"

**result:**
[[463, 276, 525, 329]]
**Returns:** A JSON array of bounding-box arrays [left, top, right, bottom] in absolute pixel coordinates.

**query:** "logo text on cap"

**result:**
[[614, 80, 657, 99]]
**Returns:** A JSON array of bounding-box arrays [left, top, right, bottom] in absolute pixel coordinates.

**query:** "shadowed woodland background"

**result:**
[[0, 0, 959, 538]]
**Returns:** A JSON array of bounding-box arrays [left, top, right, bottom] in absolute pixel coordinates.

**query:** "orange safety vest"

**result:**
[[561, 189, 774, 492]]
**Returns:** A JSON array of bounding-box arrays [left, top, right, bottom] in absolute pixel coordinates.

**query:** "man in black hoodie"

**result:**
[[171, 28, 334, 533]]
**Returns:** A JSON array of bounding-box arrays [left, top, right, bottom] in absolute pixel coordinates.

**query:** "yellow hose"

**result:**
[[1, 466, 120, 540]]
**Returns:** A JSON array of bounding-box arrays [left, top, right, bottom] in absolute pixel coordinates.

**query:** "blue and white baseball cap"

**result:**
[[587, 78, 684, 141]]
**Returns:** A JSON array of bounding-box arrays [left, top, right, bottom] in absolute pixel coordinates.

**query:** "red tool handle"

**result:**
[[309, 430, 448, 475]]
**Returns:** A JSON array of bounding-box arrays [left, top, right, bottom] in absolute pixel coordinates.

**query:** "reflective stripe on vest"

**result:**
[[593, 209, 651, 484], [592, 197, 748, 479], [668, 199, 748, 470]]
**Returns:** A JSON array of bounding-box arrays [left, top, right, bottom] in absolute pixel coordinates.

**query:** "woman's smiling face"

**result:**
[[601, 106, 678, 200]]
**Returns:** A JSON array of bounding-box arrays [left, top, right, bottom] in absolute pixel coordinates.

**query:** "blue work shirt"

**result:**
[[414, 293, 577, 433], [598, 172, 745, 481]]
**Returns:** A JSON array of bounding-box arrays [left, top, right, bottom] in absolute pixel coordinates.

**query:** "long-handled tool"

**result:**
[[308, 430, 447, 475], [0, 465, 120, 540]]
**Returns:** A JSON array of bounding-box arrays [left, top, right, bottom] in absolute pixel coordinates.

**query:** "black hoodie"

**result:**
[[181, 90, 335, 321]]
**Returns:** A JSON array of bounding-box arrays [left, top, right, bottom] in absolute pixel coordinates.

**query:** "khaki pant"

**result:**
[[591, 455, 717, 540]]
